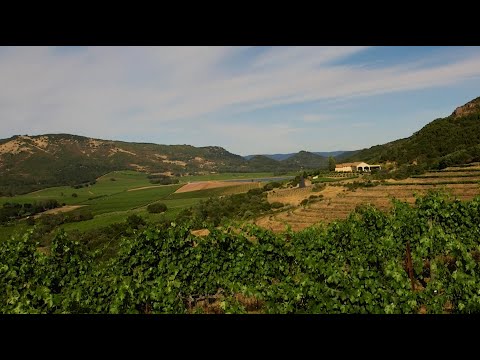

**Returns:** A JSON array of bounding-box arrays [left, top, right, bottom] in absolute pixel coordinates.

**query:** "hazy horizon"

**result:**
[[2, 46, 480, 155]]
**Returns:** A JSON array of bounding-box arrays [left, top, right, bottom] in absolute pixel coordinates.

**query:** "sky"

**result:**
[[1, 46, 480, 156]]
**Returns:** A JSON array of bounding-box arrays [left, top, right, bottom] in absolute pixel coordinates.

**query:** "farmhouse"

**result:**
[[335, 162, 382, 172]]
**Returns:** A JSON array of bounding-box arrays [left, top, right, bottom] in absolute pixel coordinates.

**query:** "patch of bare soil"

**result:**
[[162, 159, 187, 166], [31, 136, 49, 149], [0, 139, 33, 155], [108, 147, 137, 157], [190, 229, 210, 237], [34, 205, 86, 218], [129, 163, 148, 172]]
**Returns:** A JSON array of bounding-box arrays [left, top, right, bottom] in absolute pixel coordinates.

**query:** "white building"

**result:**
[[335, 162, 382, 172]]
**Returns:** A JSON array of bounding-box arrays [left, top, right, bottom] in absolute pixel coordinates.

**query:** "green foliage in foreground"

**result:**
[[1, 191, 480, 314]]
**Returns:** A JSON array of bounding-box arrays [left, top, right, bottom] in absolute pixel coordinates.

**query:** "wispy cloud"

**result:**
[[1, 46, 480, 153]]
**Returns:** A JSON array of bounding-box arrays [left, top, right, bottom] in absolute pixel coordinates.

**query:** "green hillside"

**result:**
[[0, 134, 247, 195], [0, 133, 332, 195], [246, 155, 286, 172], [281, 150, 328, 169]]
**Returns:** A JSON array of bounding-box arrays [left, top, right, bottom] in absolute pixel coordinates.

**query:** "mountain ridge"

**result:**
[[0, 134, 330, 195], [244, 151, 347, 161]]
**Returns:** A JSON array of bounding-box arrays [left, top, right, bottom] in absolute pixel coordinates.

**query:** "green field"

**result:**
[[0, 170, 153, 207], [80, 185, 181, 215], [1, 171, 286, 237], [60, 198, 201, 232]]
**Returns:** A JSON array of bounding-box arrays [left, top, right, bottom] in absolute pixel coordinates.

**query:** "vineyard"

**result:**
[[268, 186, 314, 206], [257, 168, 480, 232], [1, 190, 480, 314]]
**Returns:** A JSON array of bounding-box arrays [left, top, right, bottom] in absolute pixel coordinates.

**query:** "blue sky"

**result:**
[[1, 46, 480, 155]]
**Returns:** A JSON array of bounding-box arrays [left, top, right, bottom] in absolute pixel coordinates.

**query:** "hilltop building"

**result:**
[[335, 162, 382, 172]]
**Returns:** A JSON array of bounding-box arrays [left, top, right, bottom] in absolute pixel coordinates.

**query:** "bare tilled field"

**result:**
[[256, 176, 480, 232], [33, 205, 86, 219]]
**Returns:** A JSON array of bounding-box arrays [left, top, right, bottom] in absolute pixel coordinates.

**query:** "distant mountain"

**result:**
[[341, 96, 480, 169], [281, 151, 328, 169], [243, 153, 291, 161], [0, 134, 333, 196], [244, 150, 347, 161], [246, 155, 285, 172], [0, 134, 248, 195], [333, 150, 361, 162]]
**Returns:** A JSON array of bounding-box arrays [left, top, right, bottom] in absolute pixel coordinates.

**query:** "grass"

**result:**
[[80, 184, 181, 215], [0, 222, 30, 242], [1, 170, 278, 237], [0, 170, 152, 207]]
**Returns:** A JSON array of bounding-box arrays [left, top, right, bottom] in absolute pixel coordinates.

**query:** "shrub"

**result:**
[[72, 193, 78, 198], [65, 211, 94, 223], [150, 178, 179, 185], [263, 183, 274, 191], [270, 202, 284, 209], [147, 203, 168, 214], [312, 183, 326, 192], [126, 214, 146, 228], [263, 181, 282, 191], [242, 210, 254, 219], [247, 188, 264, 196]]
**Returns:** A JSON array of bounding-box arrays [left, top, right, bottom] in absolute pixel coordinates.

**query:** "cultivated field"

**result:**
[[0, 171, 278, 239], [256, 168, 480, 232], [175, 181, 261, 193]]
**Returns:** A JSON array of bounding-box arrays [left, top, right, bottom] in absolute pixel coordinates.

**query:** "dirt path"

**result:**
[[127, 185, 166, 192]]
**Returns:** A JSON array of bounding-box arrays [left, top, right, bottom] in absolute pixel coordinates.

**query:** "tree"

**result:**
[[147, 203, 168, 214], [328, 156, 336, 172]]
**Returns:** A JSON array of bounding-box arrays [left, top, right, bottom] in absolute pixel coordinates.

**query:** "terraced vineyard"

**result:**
[[268, 186, 314, 205], [256, 168, 480, 232]]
